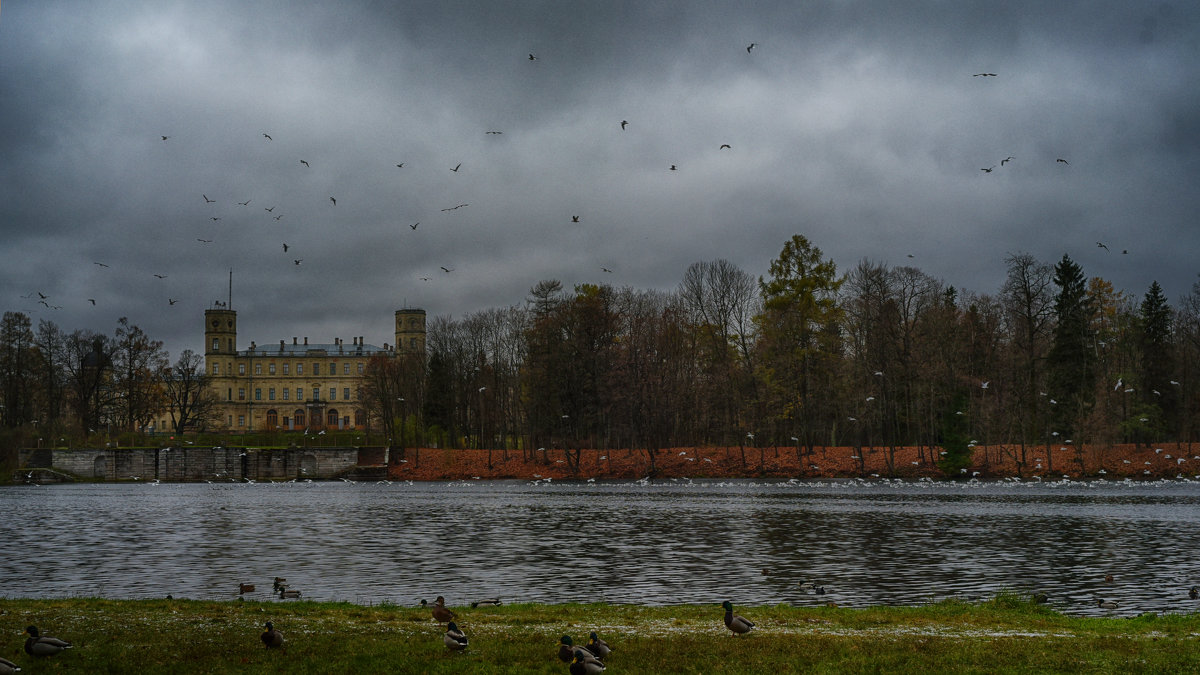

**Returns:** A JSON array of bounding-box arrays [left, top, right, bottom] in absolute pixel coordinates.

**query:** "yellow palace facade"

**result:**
[[204, 305, 425, 432]]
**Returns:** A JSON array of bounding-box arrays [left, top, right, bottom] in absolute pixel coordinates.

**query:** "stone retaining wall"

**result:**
[[20, 447, 368, 481]]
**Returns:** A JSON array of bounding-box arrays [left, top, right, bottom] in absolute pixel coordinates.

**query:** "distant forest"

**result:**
[[3, 235, 1199, 465]]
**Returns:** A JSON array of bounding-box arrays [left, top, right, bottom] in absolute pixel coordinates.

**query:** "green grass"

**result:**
[[2, 595, 1198, 673]]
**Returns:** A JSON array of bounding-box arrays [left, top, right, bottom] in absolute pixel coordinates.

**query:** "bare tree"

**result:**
[[162, 349, 218, 434]]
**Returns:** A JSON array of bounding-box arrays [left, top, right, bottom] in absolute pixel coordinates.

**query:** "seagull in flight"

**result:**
[[973, 73, 997, 77], [265, 206, 275, 212], [621, 120, 628, 130], [274, 215, 283, 221], [238, 199, 251, 206], [1097, 242, 1109, 251], [440, 204, 468, 211], [88, 298, 96, 305], [669, 164, 677, 171], [981, 381, 990, 389], [161, 135, 169, 141], [571, 215, 580, 223], [329, 196, 336, 205], [94, 262, 109, 268], [300, 160, 309, 167], [747, 43, 757, 53], [419, 276, 431, 281], [210, 217, 221, 221], [263, 133, 273, 140], [294, 259, 303, 265], [528, 53, 537, 61], [485, 130, 503, 135], [153, 274, 167, 279], [440, 266, 454, 273], [168, 298, 178, 305], [601, 267, 613, 273], [409, 222, 419, 230], [451, 163, 461, 172], [1057, 158, 1069, 165], [720, 144, 731, 149], [203, 194, 215, 203], [396, 163, 404, 168], [981, 166, 995, 173], [282, 243, 289, 252], [197, 238, 213, 243], [1001, 156, 1015, 165]]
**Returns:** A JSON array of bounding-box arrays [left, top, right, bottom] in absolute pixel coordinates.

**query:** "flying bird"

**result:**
[[282, 243, 289, 252], [274, 215, 283, 221], [601, 267, 613, 273], [1001, 156, 1015, 165], [528, 53, 537, 60], [203, 194, 215, 203], [747, 43, 757, 53], [1057, 158, 1069, 165], [420, 277, 431, 281], [153, 274, 167, 279], [238, 199, 251, 206], [720, 144, 731, 149], [409, 222, 419, 230], [441, 204, 468, 211], [329, 197, 336, 205], [451, 163, 461, 172], [294, 259, 303, 265], [300, 160, 309, 167], [485, 130, 503, 135], [621, 120, 628, 130], [981, 381, 990, 389], [197, 238, 212, 243], [1097, 242, 1109, 251], [973, 73, 997, 76], [263, 133, 272, 140], [168, 298, 178, 305], [94, 262, 109, 268], [981, 166, 995, 173], [571, 215, 580, 223], [161, 135, 169, 141], [265, 206, 275, 212], [440, 266, 454, 273], [396, 163, 404, 168], [87, 298, 96, 305], [669, 164, 677, 171], [210, 217, 220, 221]]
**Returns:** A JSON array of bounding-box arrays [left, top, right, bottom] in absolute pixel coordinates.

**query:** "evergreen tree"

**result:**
[[1046, 255, 1095, 439], [1138, 281, 1175, 435]]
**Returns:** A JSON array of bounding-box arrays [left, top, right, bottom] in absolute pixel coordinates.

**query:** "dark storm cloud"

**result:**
[[1, 1, 1198, 355]]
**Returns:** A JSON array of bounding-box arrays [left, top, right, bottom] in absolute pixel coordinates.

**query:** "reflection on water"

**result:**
[[4, 478, 1199, 616]]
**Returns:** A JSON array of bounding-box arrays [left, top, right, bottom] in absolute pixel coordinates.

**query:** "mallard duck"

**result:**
[[0, 656, 20, 674], [272, 577, 288, 591], [558, 635, 590, 663], [470, 598, 502, 608], [432, 596, 456, 623], [570, 647, 606, 674], [239, 583, 255, 594], [722, 600, 755, 635], [1189, 586, 1198, 600], [443, 621, 468, 651], [1098, 599, 1119, 609], [279, 589, 302, 599], [586, 631, 611, 659], [24, 626, 72, 657], [261, 621, 284, 648]]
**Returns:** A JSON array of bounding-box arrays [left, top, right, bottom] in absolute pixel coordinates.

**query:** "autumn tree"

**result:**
[[162, 349, 218, 434], [111, 317, 168, 432]]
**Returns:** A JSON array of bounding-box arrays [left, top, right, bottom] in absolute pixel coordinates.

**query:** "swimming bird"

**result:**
[[1097, 599, 1118, 609], [261, 621, 284, 648], [203, 194, 215, 203], [279, 588, 302, 599], [722, 600, 755, 635], [571, 648, 606, 674], [431, 596, 456, 623], [586, 631, 611, 659], [329, 197, 336, 205], [1189, 586, 1198, 600], [24, 626, 72, 657], [621, 120, 628, 130], [239, 582, 255, 594], [443, 621, 468, 651]]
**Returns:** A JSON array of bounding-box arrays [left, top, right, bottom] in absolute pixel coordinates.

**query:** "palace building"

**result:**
[[204, 304, 426, 432]]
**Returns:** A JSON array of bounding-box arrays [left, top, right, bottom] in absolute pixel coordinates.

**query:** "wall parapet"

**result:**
[[18, 447, 377, 482]]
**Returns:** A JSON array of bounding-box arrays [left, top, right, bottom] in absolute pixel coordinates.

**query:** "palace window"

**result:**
[[212, 338, 220, 351], [212, 363, 220, 375], [297, 363, 303, 375], [357, 362, 364, 374], [297, 388, 304, 401], [268, 388, 275, 400], [282, 388, 289, 400], [343, 387, 350, 400], [313, 387, 320, 401], [237, 415, 245, 427], [330, 362, 336, 374], [343, 363, 350, 375], [238, 388, 245, 401], [269, 363, 276, 374], [254, 363, 262, 375], [254, 388, 261, 401], [330, 388, 336, 400], [313, 363, 320, 376], [238, 363, 246, 375], [283, 363, 290, 375]]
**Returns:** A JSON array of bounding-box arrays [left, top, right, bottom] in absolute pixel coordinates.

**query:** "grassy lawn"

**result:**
[[2, 595, 1197, 673]]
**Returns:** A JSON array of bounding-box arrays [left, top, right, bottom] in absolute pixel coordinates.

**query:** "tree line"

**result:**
[[4, 234, 1197, 474], [364, 235, 1200, 473]]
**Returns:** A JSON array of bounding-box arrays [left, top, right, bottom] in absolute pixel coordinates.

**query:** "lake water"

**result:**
[[4, 477, 1199, 617]]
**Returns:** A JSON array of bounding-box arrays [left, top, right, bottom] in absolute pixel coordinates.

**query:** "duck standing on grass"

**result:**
[[261, 621, 284, 649], [24, 626, 72, 657], [0, 655, 20, 673], [443, 621, 468, 651], [431, 596, 456, 623], [558, 635, 588, 663], [722, 600, 755, 635], [570, 647, 606, 674]]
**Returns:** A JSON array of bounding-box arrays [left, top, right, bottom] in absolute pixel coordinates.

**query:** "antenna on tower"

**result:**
[[228, 268, 233, 308]]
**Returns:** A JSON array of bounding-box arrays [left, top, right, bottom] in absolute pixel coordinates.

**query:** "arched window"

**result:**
[[294, 409, 305, 427], [327, 409, 339, 428], [354, 409, 366, 427], [266, 409, 278, 428]]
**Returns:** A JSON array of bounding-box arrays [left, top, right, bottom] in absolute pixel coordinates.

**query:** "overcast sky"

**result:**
[[2, 1, 1198, 357]]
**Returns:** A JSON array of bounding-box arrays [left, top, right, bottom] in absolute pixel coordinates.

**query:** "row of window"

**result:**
[[229, 387, 361, 402], [212, 361, 366, 376], [229, 409, 368, 428]]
